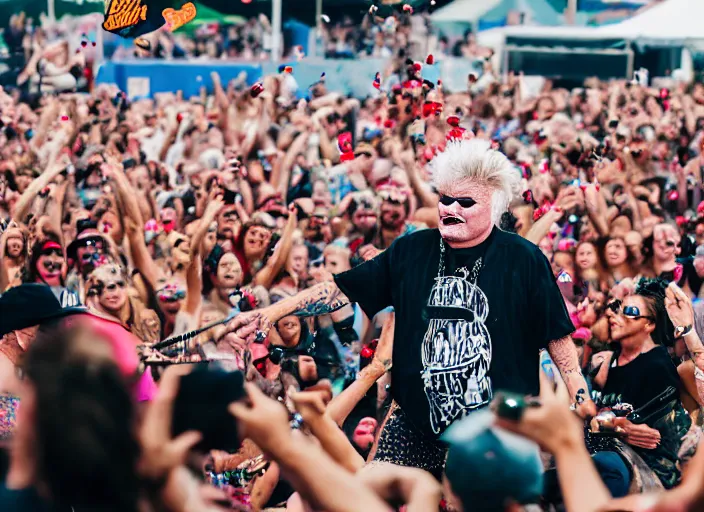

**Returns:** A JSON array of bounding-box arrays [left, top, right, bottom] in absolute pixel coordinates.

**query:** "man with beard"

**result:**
[[232, 138, 596, 477], [85, 264, 161, 345]]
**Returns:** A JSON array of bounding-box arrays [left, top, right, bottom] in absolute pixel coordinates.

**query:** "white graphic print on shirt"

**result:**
[[421, 264, 492, 434]]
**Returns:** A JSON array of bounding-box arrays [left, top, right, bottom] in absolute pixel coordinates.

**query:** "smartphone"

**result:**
[[172, 365, 246, 453], [122, 157, 136, 170], [222, 188, 241, 205]]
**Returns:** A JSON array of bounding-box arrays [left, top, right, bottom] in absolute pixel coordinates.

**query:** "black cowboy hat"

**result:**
[[66, 219, 107, 262], [0, 284, 86, 337]]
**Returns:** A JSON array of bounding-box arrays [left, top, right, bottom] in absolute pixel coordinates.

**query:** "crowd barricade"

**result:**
[[95, 57, 483, 99]]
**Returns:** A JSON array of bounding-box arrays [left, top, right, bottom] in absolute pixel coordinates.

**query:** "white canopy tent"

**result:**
[[430, 0, 503, 23], [595, 0, 704, 45]]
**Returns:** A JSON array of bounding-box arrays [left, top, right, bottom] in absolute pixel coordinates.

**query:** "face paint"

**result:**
[[437, 179, 495, 246], [36, 243, 64, 287]]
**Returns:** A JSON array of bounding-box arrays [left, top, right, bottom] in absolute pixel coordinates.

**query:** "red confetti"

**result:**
[[538, 159, 550, 174], [383, 119, 395, 129], [426, 54, 434, 65], [360, 346, 374, 359], [659, 88, 669, 99], [422, 101, 443, 118], [674, 263, 684, 282], [446, 115, 460, 127], [675, 215, 687, 227], [250, 82, 264, 98], [283, 66, 293, 73], [402, 4, 413, 13], [176, 112, 184, 123], [60, 115, 69, 121], [412, 62, 422, 74], [338, 132, 354, 161], [668, 190, 679, 201]]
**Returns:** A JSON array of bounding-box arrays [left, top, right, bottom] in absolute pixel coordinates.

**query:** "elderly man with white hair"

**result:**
[[231, 138, 595, 477]]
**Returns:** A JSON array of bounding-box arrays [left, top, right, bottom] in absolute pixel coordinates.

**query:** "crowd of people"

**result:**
[[3, 4, 704, 509]]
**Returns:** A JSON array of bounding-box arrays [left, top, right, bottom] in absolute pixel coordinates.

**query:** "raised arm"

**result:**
[[103, 162, 162, 289], [253, 206, 298, 289], [183, 197, 224, 315], [328, 313, 393, 426], [548, 336, 596, 418], [11, 160, 67, 224]]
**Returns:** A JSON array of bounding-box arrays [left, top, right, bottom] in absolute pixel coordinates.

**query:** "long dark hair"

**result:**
[[22, 323, 142, 511], [635, 278, 674, 347]]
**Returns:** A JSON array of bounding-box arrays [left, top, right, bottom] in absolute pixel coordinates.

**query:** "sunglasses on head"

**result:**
[[606, 299, 654, 321], [439, 194, 477, 209]]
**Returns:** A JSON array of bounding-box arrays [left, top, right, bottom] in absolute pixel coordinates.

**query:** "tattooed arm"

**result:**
[[548, 336, 597, 418], [265, 281, 351, 323], [226, 281, 352, 338]]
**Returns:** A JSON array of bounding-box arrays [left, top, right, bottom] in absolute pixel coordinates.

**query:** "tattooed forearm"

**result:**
[[267, 281, 350, 323], [548, 336, 589, 400]]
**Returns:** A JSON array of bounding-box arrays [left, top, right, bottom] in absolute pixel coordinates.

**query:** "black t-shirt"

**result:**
[[601, 346, 681, 411], [334, 227, 574, 438]]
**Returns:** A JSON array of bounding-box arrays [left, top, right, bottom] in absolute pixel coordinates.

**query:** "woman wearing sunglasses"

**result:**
[[588, 278, 691, 496], [85, 264, 161, 345]]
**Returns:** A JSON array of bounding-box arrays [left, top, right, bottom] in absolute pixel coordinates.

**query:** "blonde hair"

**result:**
[[428, 139, 522, 225]]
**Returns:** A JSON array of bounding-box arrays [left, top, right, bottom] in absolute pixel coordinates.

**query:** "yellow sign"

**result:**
[[103, 0, 148, 31], [162, 2, 197, 32]]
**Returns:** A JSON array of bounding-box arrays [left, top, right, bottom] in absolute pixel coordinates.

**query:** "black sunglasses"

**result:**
[[439, 194, 477, 209], [606, 299, 655, 321]]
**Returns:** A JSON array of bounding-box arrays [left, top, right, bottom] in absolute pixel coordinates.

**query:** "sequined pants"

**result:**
[[372, 404, 447, 480]]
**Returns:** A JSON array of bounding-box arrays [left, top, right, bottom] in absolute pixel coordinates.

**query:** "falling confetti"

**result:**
[[426, 54, 434, 65], [422, 101, 443, 117], [373, 72, 381, 90], [60, 115, 69, 121], [337, 132, 354, 162], [250, 82, 264, 98], [369, 5, 378, 14], [320, 14, 330, 23], [402, 4, 413, 13], [360, 346, 374, 359]]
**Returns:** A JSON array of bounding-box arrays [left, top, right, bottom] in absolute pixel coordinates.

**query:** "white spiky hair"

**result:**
[[428, 138, 522, 225]]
